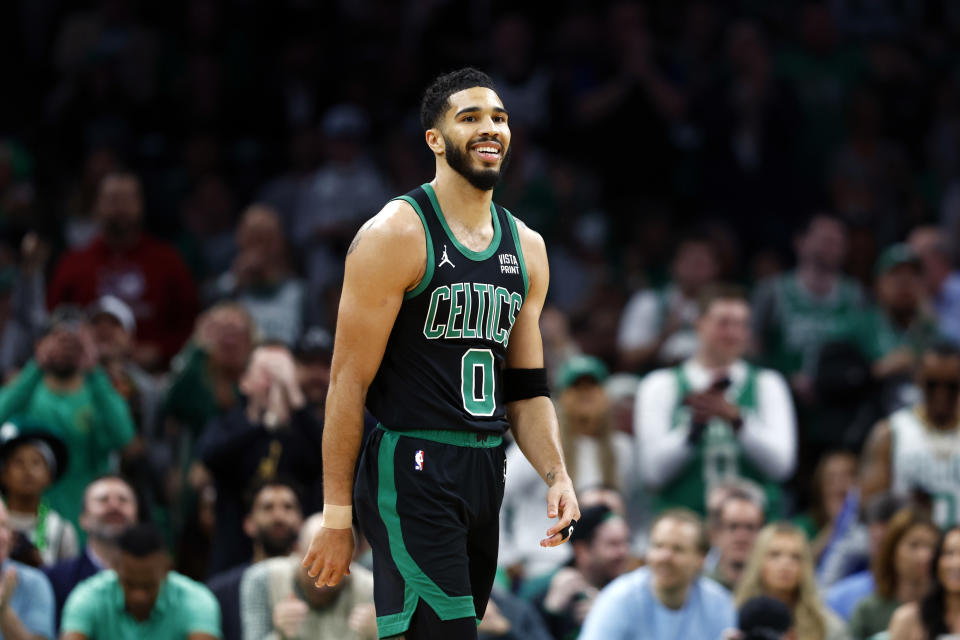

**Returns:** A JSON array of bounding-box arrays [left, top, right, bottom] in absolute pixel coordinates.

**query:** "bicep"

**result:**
[[860, 422, 892, 497], [505, 226, 548, 369]]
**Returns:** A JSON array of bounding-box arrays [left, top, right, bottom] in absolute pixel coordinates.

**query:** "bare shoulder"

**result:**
[[512, 216, 547, 260], [346, 199, 427, 291], [865, 418, 893, 452], [887, 602, 921, 639]]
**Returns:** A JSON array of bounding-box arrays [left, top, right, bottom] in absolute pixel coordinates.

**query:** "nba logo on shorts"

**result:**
[[414, 450, 424, 471]]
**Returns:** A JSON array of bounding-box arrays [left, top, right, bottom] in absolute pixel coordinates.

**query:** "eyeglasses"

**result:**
[[924, 379, 960, 395]]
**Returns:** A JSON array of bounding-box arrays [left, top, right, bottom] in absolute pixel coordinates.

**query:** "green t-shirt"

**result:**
[[851, 307, 941, 362], [62, 570, 221, 639], [849, 593, 899, 640], [0, 362, 135, 528]]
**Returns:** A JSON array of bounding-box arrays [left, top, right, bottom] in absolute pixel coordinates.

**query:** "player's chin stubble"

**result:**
[[443, 135, 511, 191]]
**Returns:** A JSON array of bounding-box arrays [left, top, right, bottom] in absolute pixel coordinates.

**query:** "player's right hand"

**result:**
[[302, 526, 354, 588]]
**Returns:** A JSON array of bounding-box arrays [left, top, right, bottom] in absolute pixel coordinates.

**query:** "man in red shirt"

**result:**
[[48, 171, 199, 370]]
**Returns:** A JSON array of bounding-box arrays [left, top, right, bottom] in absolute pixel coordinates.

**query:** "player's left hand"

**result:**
[[541, 473, 580, 547]]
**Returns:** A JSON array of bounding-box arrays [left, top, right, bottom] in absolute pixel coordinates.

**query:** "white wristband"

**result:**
[[321, 504, 353, 530]]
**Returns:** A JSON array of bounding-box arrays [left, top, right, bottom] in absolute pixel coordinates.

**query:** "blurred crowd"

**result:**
[[3, 0, 960, 638]]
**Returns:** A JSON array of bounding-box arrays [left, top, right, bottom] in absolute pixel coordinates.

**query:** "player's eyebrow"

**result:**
[[455, 106, 509, 117]]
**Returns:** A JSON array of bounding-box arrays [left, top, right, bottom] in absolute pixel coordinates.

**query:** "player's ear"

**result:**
[[425, 128, 445, 155]]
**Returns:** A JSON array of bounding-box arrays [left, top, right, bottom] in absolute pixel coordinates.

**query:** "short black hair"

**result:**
[[419, 68, 497, 131], [570, 504, 617, 546], [117, 523, 166, 557], [925, 338, 960, 360], [242, 475, 306, 516]]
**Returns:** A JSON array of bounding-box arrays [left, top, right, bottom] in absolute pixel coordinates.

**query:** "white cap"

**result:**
[[89, 295, 136, 334]]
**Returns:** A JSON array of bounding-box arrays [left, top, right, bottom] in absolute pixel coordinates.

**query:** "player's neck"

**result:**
[[430, 170, 494, 229]]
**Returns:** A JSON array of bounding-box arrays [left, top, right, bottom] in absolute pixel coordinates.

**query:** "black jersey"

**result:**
[[365, 183, 528, 435]]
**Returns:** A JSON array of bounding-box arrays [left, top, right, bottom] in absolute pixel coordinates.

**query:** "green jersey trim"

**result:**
[[375, 583, 419, 637], [422, 183, 502, 262], [377, 424, 503, 448], [395, 195, 435, 300], [504, 209, 529, 298], [377, 429, 478, 624]]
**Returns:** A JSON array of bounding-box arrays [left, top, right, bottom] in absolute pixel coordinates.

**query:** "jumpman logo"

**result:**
[[439, 244, 456, 269]]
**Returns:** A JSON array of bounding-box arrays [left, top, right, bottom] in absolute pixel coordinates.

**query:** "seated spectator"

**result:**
[[61, 523, 221, 639], [198, 344, 323, 574], [861, 340, 960, 529], [636, 284, 796, 516], [735, 523, 849, 640], [293, 328, 333, 420], [793, 450, 859, 561], [44, 475, 138, 626], [239, 512, 375, 640], [529, 504, 630, 639], [855, 244, 940, 395], [908, 225, 960, 344], [47, 171, 199, 371], [208, 204, 306, 347], [617, 233, 719, 372], [579, 509, 734, 639], [733, 595, 795, 640], [0, 418, 77, 566], [849, 508, 938, 640], [207, 479, 304, 640], [0, 497, 55, 638], [887, 525, 960, 639], [0, 308, 135, 530], [708, 487, 765, 591], [500, 355, 635, 580], [825, 493, 911, 620]]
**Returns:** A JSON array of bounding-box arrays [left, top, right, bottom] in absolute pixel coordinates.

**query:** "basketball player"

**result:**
[[302, 68, 580, 639], [861, 340, 960, 528]]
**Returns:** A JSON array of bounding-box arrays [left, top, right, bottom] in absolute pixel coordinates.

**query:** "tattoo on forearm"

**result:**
[[545, 470, 556, 486]]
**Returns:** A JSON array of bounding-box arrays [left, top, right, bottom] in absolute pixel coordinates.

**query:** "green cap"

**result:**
[[557, 355, 609, 391], [875, 243, 921, 278]]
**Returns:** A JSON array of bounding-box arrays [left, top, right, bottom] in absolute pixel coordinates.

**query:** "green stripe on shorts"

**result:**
[[375, 429, 476, 637]]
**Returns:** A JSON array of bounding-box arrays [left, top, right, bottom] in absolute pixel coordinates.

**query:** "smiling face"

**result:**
[[431, 87, 511, 191]]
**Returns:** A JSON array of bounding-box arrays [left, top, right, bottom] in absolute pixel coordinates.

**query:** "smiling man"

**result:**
[[301, 68, 579, 640]]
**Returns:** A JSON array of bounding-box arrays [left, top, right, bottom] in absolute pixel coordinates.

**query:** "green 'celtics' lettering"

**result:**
[[422, 283, 523, 346]]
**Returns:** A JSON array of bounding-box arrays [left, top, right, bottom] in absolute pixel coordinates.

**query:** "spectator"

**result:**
[[734, 595, 795, 640], [44, 475, 138, 626], [0, 497, 55, 639], [825, 492, 911, 620], [849, 508, 938, 640], [856, 244, 940, 392], [734, 523, 849, 640], [908, 225, 960, 344], [708, 488, 765, 591], [752, 214, 865, 401], [60, 523, 221, 639], [793, 450, 859, 561], [0, 307, 135, 530], [47, 171, 199, 371], [292, 328, 332, 419], [239, 512, 375, 640], [292, 104, 390, 292], [636, 284, 796, 516], [208, 205, 306, 347], [206, 479, 304, 640], [579, 509, 735, 640], [198, 345, 323, 574], [529, 504, 631, 639], [500, 355, 635, 580], [861, 340, 960, 529], [0, 418, 76, 567], [617, 234, 719, 372], [888, 525, 960, 639]]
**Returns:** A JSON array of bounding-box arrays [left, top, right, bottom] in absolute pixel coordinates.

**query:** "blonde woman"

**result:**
[[735, 522, 849, 640]]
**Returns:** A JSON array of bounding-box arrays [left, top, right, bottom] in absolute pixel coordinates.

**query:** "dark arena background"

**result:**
[[2, 1, 960, 638]]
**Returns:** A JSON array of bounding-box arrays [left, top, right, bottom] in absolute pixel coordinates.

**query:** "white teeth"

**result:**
[[476, 146, 499, 154]]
